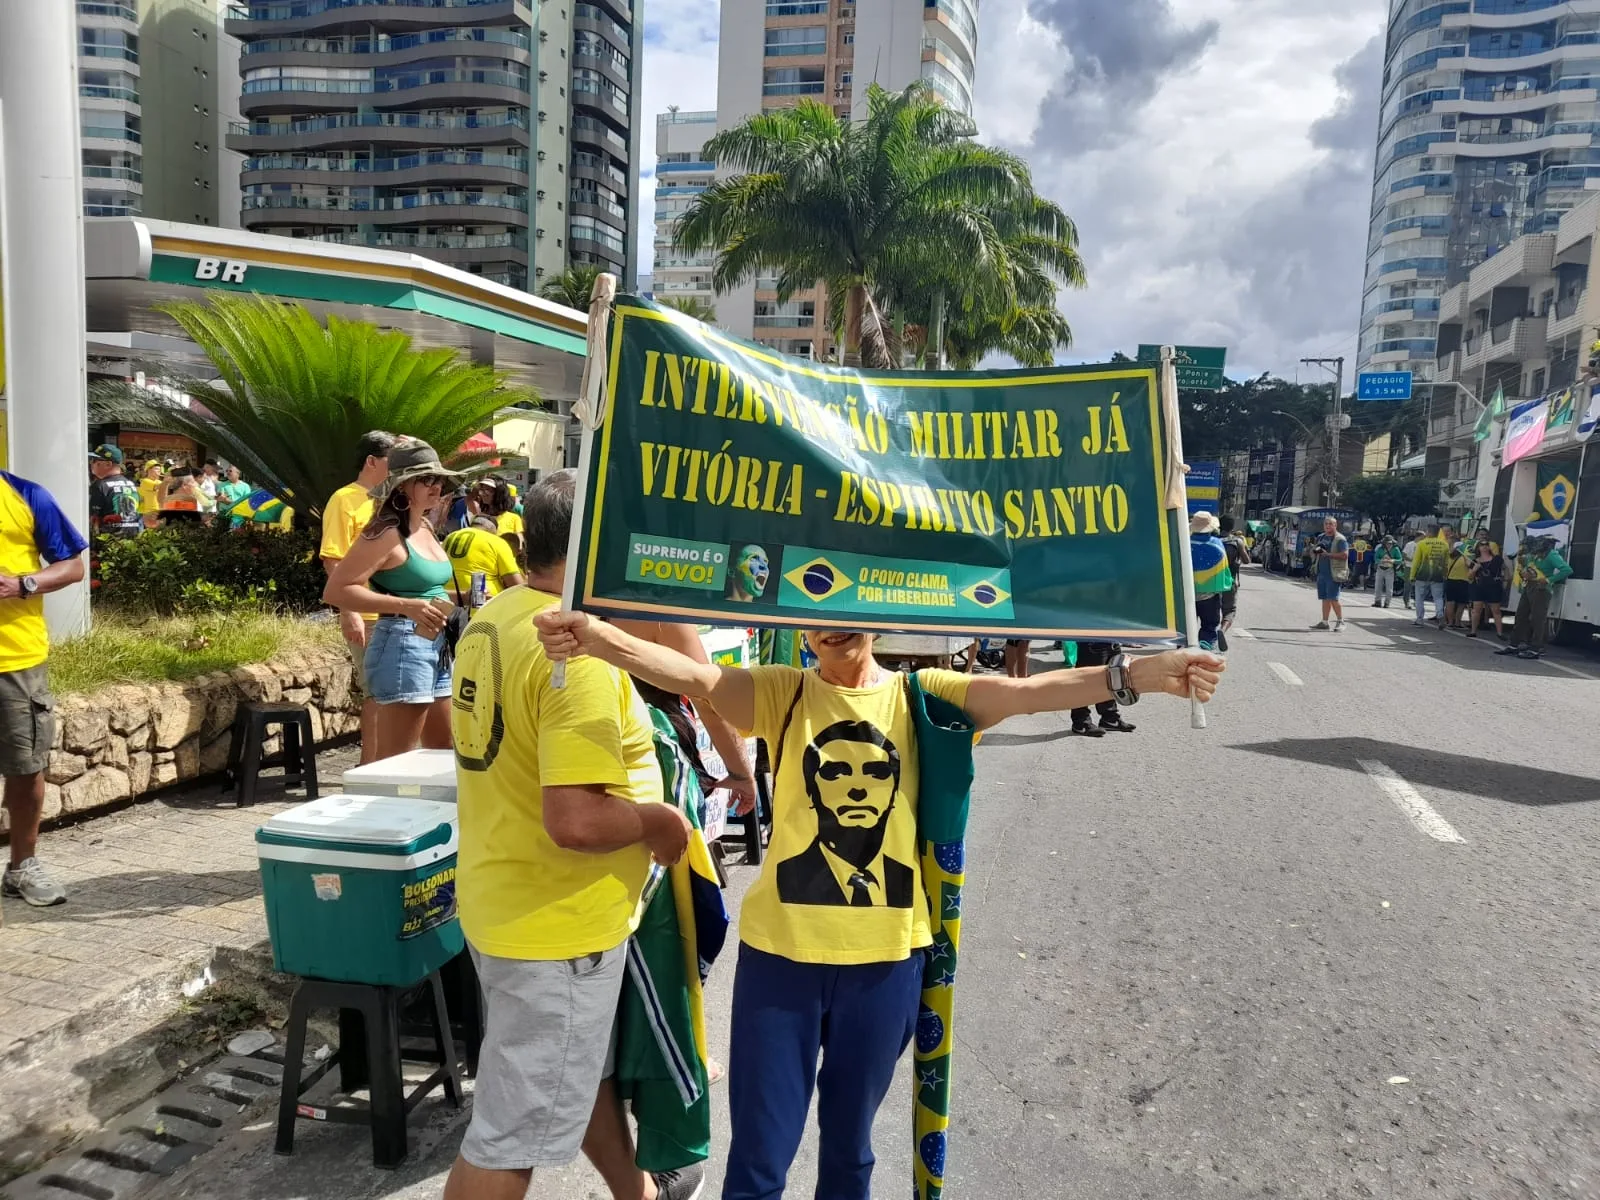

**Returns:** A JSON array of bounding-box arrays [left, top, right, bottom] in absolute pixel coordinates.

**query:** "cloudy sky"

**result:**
[[636, 0, 1388, 378]]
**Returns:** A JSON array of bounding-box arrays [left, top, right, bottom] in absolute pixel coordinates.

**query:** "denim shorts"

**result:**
[[1316, 575, 1342, 601], [364, 615, 451, 705]]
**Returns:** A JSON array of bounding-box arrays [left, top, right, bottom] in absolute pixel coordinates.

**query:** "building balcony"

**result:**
[[239, 68, 531, 115], [240, 26, 530, 57], [573, 46, 631, 91], [1461, 314, 1547, 370], [80, 84, 140, 106], [570, 115, 629, 159], [573, 5, 631, 54], [77, 1, 139, 21], [228, 109, 528, 152], [303, 227, 527, 257], [226, 0, 532, 37], [1467, 233, 1555, 296], [240, 191, 529, 231], [1436, 348, 1462, 380], [1546, 291, 1589, 342], [241, 149, 527, 188]]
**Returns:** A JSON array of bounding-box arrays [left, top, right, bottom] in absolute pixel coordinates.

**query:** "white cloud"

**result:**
[[974, 0, 1386, 376], [636, 0, 720, 274], [635, 0, 1386, 377]]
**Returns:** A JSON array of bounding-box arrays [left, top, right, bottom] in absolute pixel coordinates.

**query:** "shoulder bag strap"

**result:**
[[768, 673, 806, 779]]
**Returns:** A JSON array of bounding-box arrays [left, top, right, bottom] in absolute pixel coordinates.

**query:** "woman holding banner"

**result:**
[[535, 612, 1224, 1200]]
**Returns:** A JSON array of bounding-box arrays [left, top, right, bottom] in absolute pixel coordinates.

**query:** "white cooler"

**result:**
[[342, 749, 459, 803]]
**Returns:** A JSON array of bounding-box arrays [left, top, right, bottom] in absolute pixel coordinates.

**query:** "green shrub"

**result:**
[[96, 524, 326, 616]]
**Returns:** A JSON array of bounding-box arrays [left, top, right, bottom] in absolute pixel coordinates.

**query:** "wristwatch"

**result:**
[[1106, 652, 1139, 706], [18, 576, 38, 597]]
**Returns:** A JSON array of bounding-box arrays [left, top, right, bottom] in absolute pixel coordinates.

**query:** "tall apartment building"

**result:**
[[224, 0, 640, 293], [78, 0, 241, 224], [1358, 0, 1600, 386], [651, 109, 716, 311], [532, 0, 644, 288], [714, 0, 979, 357], [225, 0, 539, 288]]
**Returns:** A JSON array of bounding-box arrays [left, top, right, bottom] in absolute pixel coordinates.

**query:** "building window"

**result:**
[[764, 66, 825, 97], [766, 26, 826, 57]]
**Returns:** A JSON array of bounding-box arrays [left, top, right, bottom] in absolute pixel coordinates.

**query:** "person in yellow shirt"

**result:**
[[470, 476, 525, 558], [1444, 529, 1473, 630], [319, 431, 394, 764], [442, 516, 523, 601], [443, 471, 700, 1200], [136, 461, 164, 529], [0, 471, 88, 910], [537, 557, 1226, 1200]]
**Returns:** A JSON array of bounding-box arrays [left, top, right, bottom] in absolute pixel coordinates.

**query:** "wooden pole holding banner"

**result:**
[[1161, 346, 1208, 730], [552, 271, 619, 689]]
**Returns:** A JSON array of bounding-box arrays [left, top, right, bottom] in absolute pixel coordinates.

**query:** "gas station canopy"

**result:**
[[84, 218, 588, 405]]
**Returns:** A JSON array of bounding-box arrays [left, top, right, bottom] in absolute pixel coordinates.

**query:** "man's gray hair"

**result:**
[[525, 468, 577, 571]]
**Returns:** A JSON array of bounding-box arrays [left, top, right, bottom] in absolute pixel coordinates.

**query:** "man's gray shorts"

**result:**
[[460, 942, 624, 1171], [0, 666, 55, 778]]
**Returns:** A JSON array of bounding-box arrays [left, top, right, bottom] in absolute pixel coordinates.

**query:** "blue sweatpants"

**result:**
[[723, 943, 924, 1200]]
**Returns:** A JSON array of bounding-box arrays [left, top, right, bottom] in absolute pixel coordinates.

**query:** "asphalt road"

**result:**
[[163, 567, 1600, 1199]]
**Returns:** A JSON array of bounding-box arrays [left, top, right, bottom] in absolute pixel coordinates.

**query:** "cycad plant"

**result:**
[[675, 81, 1082, 368], [92, 295, 535, 520]]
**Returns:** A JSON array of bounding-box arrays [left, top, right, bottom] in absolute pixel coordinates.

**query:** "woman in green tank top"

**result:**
[[324, 437, 463, 759]]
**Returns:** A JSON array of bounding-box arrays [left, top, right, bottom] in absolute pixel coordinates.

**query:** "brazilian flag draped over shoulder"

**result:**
[[569, 296, 1189, 641]]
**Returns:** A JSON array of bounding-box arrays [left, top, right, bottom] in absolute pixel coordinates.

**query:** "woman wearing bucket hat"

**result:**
[[324, 436, 463, 758]]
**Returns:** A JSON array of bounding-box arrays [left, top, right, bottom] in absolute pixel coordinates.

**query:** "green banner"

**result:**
[[572, 298, 1187, 640]]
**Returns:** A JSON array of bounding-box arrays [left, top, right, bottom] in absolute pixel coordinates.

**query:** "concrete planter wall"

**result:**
[[5, 646, 359, 829]]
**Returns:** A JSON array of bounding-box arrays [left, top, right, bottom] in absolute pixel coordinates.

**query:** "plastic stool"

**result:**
[[225, 701, 318, 806], [275, 970, 462, 1168]]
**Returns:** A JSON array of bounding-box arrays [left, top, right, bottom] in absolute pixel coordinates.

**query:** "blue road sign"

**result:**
[[1186, 461, 1221, 515], [1357, 370, 1413, 401]]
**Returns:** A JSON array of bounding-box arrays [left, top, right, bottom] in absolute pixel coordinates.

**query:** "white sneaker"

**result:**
[[1334, 620, 1344, 631], [2, 857, 66, 907]]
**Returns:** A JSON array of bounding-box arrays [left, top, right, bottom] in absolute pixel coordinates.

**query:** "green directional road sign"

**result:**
[[1136, 344, 1227, 391]]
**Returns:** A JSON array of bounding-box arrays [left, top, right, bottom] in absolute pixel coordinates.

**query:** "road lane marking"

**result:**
[[1266, 662, 1303, 686], [1230, 627, 1256, 640], [1399, 634, 1422, 643], [1543, 658, 1598, 680], [1357, 759, 1465, 844]]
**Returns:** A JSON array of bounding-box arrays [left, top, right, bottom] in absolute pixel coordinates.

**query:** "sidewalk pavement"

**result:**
[[0, 743, 358, 1176]]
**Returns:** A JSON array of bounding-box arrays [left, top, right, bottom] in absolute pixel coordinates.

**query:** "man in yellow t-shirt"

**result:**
[[443, 471, 698, 1200], [319, 431, 394, 764], [537, 588, 1226, 1199], [136, 461, 164, 529], [0, 471, 88, 910], [442, 516, 523, 602]]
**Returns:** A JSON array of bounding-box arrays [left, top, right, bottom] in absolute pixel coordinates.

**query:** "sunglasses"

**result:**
[[408, 474, 449, 489]]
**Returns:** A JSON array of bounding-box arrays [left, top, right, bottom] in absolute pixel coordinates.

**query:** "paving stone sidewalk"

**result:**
[[0, 744, 358, 1058]]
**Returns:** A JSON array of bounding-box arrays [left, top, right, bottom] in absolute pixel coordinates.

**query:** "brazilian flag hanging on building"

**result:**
[[1535, 458, 1580, 522]]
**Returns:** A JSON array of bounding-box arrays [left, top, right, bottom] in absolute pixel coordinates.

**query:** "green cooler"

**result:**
[[256, 794, 463, 985]]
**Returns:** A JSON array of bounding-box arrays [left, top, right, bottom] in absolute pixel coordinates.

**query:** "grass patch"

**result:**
[[48, 611, 343, 695]]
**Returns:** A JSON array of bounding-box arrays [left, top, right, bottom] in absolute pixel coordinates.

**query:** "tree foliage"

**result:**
[[1175, 374, 1329, 461], [1339, 473, 1440, 533], [538, 264, 604, 311], [659, 295, 719, 323], [91, 295, 534, 522], [676, 82, 1083, 367]]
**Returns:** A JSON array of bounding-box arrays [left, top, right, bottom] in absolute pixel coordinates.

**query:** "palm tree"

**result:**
[[90, 294, 534, 521], [943, 305, 1073, 370], [676, 82, 1051, 367], [659, 295, 719, 323], [538, 264, 604, 311]]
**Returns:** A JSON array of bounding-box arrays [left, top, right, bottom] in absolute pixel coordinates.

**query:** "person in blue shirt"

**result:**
[[0, 472, 89, 909], [1309, 516, 1349, 631]]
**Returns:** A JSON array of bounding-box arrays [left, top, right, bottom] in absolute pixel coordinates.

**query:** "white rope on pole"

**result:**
[[552, 271, 618, 689], [1161, 345, 1208, 730]]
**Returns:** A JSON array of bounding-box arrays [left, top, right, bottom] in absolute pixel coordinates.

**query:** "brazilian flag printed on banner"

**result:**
[[906, 672, 976, 1200], [1535, 458, 1580, 522]]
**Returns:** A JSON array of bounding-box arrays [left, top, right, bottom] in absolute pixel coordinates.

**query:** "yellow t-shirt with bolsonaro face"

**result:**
[[739, 664, 972, 966]]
